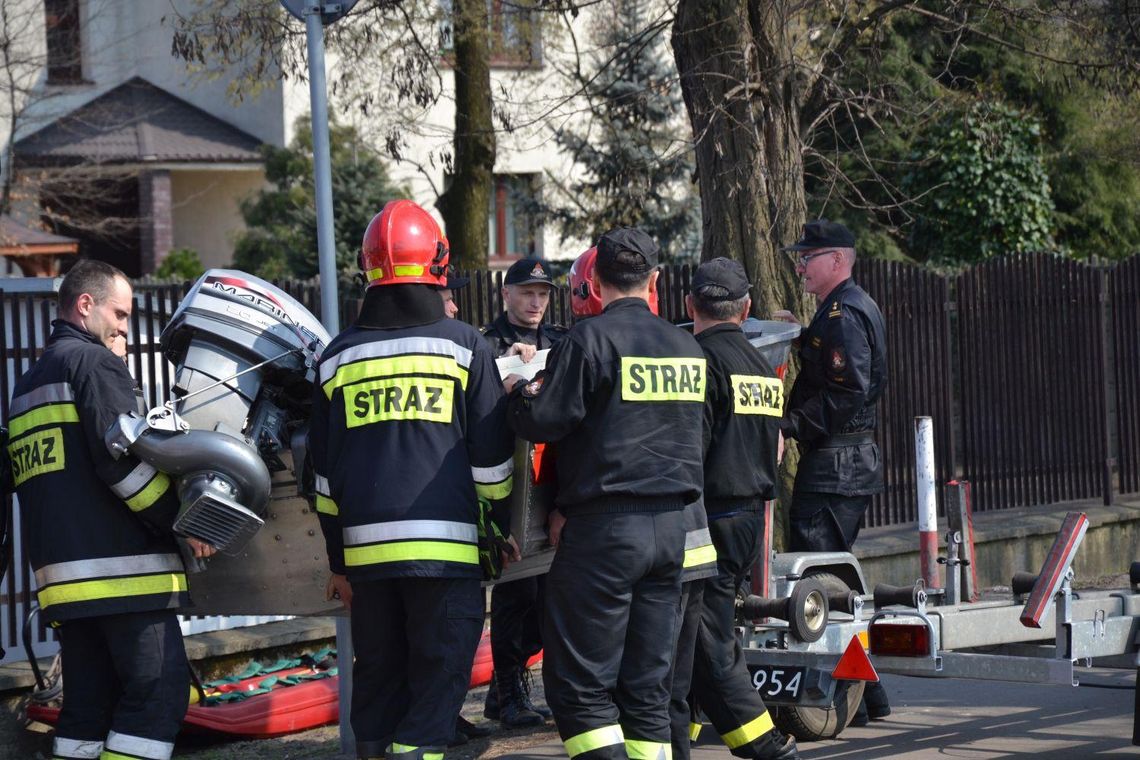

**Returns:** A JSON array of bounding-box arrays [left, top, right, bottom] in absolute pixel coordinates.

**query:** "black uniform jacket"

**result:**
[[481, 312, 567, 358], [783, 278, 887, 496], [8, 321, 186, 624], [309, 285, 514, 582], [507, 297, 705, 515], [696, 323, 781, 514]]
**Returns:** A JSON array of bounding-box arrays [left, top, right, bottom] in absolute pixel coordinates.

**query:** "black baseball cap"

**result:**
[[442, 264, 468, 290], [596, 228, 659, 277], [692, 257, 750, 300], [504, 257, 555, 287], [781, 219, 856, 252]]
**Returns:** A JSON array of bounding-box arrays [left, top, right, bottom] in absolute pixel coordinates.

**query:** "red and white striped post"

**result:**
[[914, 416, 941, 589]]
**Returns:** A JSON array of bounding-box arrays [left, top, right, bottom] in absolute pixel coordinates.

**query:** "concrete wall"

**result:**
[[170, 168, 266, 271], [855, 499, 1140, 592]]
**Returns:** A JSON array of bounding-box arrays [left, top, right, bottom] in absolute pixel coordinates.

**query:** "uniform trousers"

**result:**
[[788, 493, 870, 553], [691, 511, 777, 758], [53, 609, 188, 760], [544, 509, 686, 760], [489, 575, 544, 672], [350, 577, 484, 759], [668, 580, 703, 760]]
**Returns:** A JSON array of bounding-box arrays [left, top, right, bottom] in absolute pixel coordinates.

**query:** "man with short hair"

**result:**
[[481, 257, 564, 728], [507, 228, 706, 760], [685, 258, 799, 760], [777, 218, 890, 723], [8, 259, 214, 760]]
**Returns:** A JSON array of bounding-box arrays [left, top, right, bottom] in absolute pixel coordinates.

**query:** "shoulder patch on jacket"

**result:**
[[828, 301, 842, 318]]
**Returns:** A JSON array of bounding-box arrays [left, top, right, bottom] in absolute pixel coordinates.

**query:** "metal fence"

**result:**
[[3, 252, 1139, 660]]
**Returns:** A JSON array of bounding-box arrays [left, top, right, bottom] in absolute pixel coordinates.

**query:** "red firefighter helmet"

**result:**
[[360, 200, 449, 287], [569, 246, 659, 318]]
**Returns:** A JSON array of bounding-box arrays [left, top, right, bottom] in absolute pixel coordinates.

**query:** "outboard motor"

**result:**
[[105, 270, 330, 560]]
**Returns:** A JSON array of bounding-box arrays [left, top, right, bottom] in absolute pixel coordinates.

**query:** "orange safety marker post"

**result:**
[[1020, 511, 1089, 629], [831, 635, 879, 682]]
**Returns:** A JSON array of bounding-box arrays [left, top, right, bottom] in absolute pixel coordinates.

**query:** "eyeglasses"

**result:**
[[792, 250, 838, 268]]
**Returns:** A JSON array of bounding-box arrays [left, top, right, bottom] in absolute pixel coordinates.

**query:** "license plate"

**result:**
[[747, 665, 805, 702]]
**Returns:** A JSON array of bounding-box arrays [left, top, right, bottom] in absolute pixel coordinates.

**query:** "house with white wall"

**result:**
[[0, 0, 614, 276]]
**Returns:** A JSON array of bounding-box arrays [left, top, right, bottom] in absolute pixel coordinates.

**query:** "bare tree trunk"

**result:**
[[673, 0, 816, 549], [436, 0, 495, 269], [671, 0, 808, 320]]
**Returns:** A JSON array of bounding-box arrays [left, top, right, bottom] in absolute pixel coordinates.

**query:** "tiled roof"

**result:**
[[15, 77, 264, 165], [0, 214, 78, 251]]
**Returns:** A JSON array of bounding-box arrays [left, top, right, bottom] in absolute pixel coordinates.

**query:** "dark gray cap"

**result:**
[[596, 228, 659, 277], [504, 257, 554, 287], [692, 257, 750, 300], [781, 219, 856, 251]]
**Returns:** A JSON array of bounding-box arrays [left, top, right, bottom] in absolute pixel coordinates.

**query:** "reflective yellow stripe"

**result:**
[[394, 264, 425, 277], [99, 753, 136, 760], [9, 427, 65, 486], [316, 494, 338, 516], [38, 573, 187, 610], [8, 403, 78, 438], [564, 725, 625, 758], [344, 540, 479, 567], [620, 357, 706, 402], [730, 374, 784, 416], [324, 355, 469, 399], [626, 739, 671, 759], [366, 267, 385, 282], [124, 472, 171, 512], [475, 475, 513, 501], [689, 723, 702, 741], [720, 710, 774, 750], [344, 376, 455, 426], [684, 543, 718, 569]]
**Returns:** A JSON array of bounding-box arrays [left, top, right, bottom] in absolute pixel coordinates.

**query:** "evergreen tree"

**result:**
[[542, 0, 699, 261], [233, 115, 406, 280]]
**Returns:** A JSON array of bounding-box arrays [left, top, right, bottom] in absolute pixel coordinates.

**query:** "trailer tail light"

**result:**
[[869, 621, 931, 657]]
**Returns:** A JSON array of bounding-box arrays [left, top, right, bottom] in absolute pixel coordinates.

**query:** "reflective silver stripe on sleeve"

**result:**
[[105, 730, 175, 760], [685, 527, 713, 549], [110, 461, 161, 499], [9, 382, 74, 417], [319, 337, 474, 385], [53, 737, 104, 759], [343, 519, 478, 547], [35, 553, 184, 588], [314, 474, 331, 497], [471, 457, 514, 484]]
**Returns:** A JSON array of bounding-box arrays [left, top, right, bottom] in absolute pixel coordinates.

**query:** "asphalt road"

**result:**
[[498, 667, 1140, 759]]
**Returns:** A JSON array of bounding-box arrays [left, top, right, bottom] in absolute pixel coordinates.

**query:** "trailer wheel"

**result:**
[[774, 572, 863, 741], [786, 577, 828, 643], [774, 680, 865, 742]]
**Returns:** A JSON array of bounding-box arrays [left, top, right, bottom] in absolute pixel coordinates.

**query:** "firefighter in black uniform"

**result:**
[[686, 258, 800, 760], [507, 228, 705, 760], [565, 247, 717, 760], [309, 200, 518, 760], [777, 219, 890, 723], [8, 260, 214, 760], [480, 258, 564, 728]]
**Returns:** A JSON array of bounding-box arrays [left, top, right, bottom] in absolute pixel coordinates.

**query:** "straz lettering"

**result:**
[[731, 374, 784, 416], [621, 357, 706, 402], [8, 427, 65, 486], [345, 377, 454, 426]]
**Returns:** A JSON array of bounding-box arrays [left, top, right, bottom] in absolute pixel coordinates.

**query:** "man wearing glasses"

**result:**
[[775, 219, 890, 724]]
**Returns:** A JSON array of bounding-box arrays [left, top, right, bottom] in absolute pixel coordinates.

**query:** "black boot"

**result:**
[[755, 728, 800, 760], [493, 668, 544, 728], [483, 670, 500, 720], [519, 668, 552, 720]]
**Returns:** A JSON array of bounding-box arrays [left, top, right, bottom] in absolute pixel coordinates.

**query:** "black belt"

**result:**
[[817, 432, 874, 448]]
